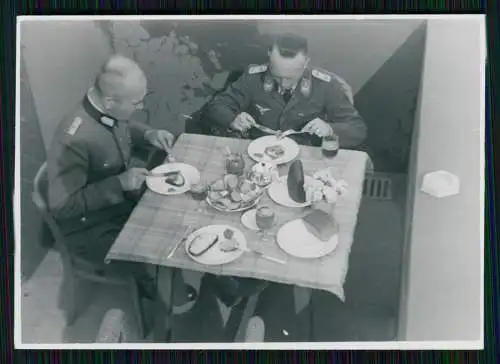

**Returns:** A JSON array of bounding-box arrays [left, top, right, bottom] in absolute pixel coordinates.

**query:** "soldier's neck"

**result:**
[[86, 88, 109, 116]]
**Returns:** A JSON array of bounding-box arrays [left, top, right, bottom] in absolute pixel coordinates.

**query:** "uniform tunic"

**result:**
[[46, 95, 153, 262], [204, 64, 367, 148]]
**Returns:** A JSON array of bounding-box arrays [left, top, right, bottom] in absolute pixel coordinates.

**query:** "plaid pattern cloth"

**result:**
[[106, 134, 371, 301]]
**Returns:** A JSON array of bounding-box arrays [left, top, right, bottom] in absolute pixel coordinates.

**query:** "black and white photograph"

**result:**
[[14, 15, 484, 349]]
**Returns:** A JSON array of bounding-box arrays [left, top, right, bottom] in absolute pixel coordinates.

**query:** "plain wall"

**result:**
[[398, 17, 483, 342], [257, 19, 424, 94], [20, 20, 111, 149]]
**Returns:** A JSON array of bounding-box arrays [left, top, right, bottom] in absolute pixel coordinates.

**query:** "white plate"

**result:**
[[206, 194, 262, 212], [276, 219, 339, 259], [241, 209, 260, 231], [184, 225, 247, 265], [146, 163, 201, 195], [247, 135, 299, 165], [267, 175, 314, 208]]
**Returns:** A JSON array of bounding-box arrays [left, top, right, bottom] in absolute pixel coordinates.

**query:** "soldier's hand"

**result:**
[[144, 129, 175, 151], [118, 168, 149, 191], [301, 117, 333, 137], [230, 112, 256, 132]]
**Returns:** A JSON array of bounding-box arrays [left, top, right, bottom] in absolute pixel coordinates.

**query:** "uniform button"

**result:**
[[103, 163, 109, 167], [81, 217, 87, 222]]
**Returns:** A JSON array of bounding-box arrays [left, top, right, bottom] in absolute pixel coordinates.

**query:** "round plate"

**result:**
[[241, 209, 260, 231], [247, 135, 299, 165], [267, 175, 314, 208], [146, 163, 201, 195], [184, 225, 247, 265], [276, 219, 339, 259], [206, 194, 262, 212]]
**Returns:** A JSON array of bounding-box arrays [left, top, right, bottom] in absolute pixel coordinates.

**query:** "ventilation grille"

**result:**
[[363, 175, 393, 200]]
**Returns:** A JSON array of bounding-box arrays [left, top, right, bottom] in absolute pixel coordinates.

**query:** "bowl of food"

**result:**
[[207, 174, 264, 212]]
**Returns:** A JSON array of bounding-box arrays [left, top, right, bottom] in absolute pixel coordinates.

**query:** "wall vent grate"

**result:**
[[363, 175, 393, 200]]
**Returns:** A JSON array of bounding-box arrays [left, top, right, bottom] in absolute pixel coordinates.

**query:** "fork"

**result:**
[[277, 129, 308, 140], [167, 227, 196, 259]]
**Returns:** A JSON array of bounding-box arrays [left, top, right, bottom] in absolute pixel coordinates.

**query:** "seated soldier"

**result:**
[[203, 33, 367, 148], [46, 55, 197, 331]]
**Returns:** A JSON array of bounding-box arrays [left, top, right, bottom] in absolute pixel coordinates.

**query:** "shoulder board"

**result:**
[[312, 69, 332, 83], [67, 117, 83, 136], [248, 64, 268, 75]]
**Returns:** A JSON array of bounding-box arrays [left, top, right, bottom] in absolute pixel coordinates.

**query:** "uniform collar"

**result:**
[[83, 92, 117, 128]]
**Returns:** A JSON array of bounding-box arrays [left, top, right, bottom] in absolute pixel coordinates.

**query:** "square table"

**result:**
[[105, 133, 372, 341]]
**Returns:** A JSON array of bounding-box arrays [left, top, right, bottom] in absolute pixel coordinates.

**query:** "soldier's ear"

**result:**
[[103, 96, 115, 110]]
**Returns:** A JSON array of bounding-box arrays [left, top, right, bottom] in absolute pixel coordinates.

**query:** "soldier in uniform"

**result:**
[[203, 33, 367, 148], [46, 55, 197, 329]]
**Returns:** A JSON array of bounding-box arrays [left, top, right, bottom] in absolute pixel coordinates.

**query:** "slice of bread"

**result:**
[[188, 233, 219, 256], [302, 209, 338, 242]]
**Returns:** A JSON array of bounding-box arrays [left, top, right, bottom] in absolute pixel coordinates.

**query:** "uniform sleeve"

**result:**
[[47, 140, 126, 220], [204, 72, 254, 128], [129, 120, 154, 146], [325, 81, 368, 148]]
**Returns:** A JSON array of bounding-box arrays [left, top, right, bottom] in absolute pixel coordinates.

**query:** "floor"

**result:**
[[21, 173, 407, 344]]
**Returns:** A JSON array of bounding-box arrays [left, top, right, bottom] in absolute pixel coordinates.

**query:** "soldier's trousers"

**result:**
[[63, 213, 157, 299]]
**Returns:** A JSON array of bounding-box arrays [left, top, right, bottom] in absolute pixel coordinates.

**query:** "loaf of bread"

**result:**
[[302, 210, 338, 242], [287, 160, 306, 203], [188, 233, 219, 257]]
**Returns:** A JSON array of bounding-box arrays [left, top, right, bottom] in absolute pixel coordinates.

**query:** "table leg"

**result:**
[[293, 286, 312, 314], [234, 292, 262, 342], [153, 266, 176, 342]]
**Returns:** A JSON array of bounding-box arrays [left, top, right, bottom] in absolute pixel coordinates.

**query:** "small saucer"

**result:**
[[241, 209, 260, 231]]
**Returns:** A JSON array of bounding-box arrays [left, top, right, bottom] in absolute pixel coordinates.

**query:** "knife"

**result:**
[[251, 123, 279, 136], [167, 227, 196, 259]]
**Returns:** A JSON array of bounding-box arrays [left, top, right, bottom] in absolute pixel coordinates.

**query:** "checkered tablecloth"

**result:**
[[106, 133, 371, 301]]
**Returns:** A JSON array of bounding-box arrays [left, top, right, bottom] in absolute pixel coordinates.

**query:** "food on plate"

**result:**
[[255, 206, 276, 230], [264, 145, 285, 160], [211, 179, 226, 191], [219, 229, 240, 252], [223, 174, 239, 190], [287, 160, 307, 203], [189, 182, 208, 200], [253, 153, 264, 159], [223, 229, 234, 239], [219, 238, 240, 253], [207, 173, 263, 211], [164, 171, 185, 187], [247, 162, 278, 187], [301, 210, 338, 242], [188, 233, 219, 257], [230, 191, 243, 202]]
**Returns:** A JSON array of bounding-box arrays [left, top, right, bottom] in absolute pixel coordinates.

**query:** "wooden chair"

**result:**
[[32, 162, 144, 337]]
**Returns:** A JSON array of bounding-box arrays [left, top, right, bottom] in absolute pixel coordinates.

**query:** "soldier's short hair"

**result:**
[[94, 54, 145, 98], [271, 33, 308, 58]]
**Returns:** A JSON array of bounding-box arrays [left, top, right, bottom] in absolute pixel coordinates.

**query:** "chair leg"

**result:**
[[129, 278, 145, 341], [64, 273, 95, 326], [234, 293, 261, 342]]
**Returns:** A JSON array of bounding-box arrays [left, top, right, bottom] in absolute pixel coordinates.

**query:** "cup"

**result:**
[[189, 181, 208, 201], [225, 153, 246, 176], [255, 206, 276, 230], [321, 134, 339, 158]]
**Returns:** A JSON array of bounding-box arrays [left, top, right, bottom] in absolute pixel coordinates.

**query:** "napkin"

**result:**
[[421, 170, 460, 198]]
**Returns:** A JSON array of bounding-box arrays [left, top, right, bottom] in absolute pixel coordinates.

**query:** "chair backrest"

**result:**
[[32, 162, 66, 249]]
